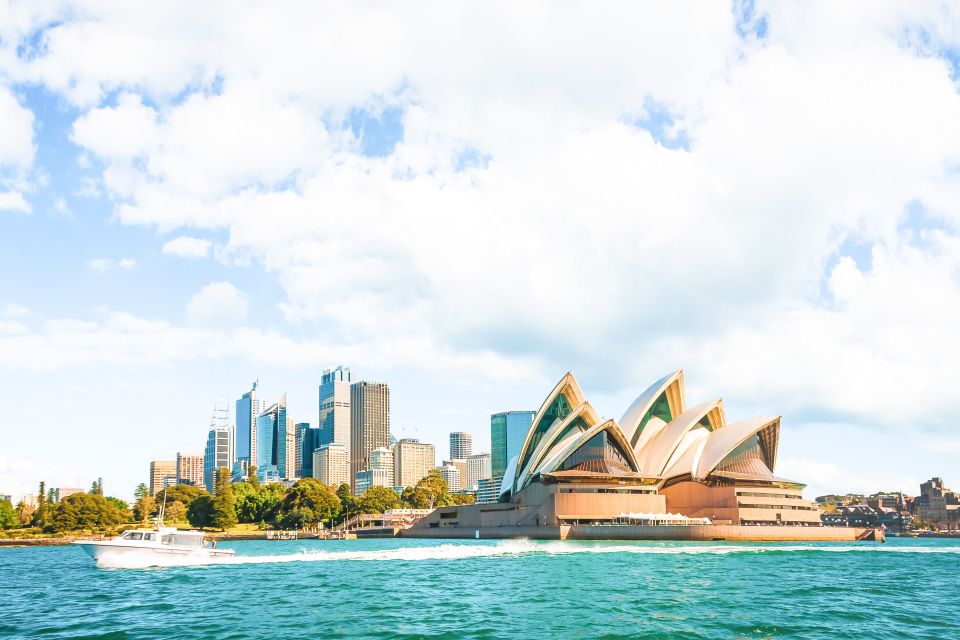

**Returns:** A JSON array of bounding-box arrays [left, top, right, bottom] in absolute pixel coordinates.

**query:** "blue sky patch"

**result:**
[[626, 99, 691, 151], [347, 105, 405, 157]]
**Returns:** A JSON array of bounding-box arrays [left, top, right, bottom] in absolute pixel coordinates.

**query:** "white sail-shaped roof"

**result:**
[[693, 416, 780, 480], [620, 370, 685, 449], [514, 402, 600, 493], [514, 372, 584, 484], [538, 419, 640, 476], [635, 399, 725, 477]]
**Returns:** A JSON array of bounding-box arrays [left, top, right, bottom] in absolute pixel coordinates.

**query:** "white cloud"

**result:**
[[52, 197, 72, 217], [161, 235, 212, 258], [2, 303, 29, 318], [0, 190, 31, 213], [86, 257, 136, 272], [778, 458, 919, 500], [31, 3, 959, 438], [70, 92, 159, 159], [185, 282, 248, 327], [0, 86, 34, 171], [0, 454, 81, 504], [2, 3, 960, 483]]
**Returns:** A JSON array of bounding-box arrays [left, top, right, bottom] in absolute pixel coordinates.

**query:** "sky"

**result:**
[[1, 1, 959, 502]]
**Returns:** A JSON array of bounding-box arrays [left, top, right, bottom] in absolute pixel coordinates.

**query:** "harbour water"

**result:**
[[2, 537, 958, 639]]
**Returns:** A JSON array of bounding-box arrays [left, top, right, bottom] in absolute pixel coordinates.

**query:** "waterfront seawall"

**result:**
[[401, 525, 881, 542]]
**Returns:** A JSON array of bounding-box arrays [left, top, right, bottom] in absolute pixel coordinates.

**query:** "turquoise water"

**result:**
[[2, 537, 959, 639]]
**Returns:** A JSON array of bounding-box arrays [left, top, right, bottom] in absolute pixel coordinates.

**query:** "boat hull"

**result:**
[[71, 541, 235, 568]]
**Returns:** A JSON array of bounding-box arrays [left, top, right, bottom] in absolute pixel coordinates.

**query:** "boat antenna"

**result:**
[[157, 487, 168, 528]]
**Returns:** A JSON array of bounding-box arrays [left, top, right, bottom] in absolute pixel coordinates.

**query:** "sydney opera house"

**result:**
[[411, 371, 879, 541]]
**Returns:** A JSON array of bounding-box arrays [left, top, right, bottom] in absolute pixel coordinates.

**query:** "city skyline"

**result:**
[[3, 365, 960, 501], [3, 4, 960, 504]]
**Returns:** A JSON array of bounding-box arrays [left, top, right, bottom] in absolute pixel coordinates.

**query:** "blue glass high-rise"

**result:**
[[491, 411, 535, 478]]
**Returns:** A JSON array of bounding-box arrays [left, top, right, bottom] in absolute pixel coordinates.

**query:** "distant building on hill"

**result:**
[[296, 423, 318, 479], [204, 425, 235, 493], [439, 463, 461, 492], [466, 453, 492, 490], [176, 452, 204, 486], [355, 469, 392, 495], [53, 487, 83, 502], [318, 366, 352, 451], [394, 439, 435, 488], [370, 446, 395, 487], [350, 381, 390, 492], [449, 432, 473, 460], [490, 411, 534, 478], [149, 460, 177, 496], [236, 382, 264, 471], [913, 477, 960, 527], [313, 443, 350, 488]]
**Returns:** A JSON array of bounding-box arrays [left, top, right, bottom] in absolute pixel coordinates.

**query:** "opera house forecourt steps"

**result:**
[[405, 370, 884, 543]]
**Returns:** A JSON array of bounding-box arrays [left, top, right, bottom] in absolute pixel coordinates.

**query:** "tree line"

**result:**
[[139, 466, 474, 531], [0, 467, 474, 534]]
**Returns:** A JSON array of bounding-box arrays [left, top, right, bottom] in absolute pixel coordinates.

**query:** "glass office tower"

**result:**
[[490, 411, 535, 478]]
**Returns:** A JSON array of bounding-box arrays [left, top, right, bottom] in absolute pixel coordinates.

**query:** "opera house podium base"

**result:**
[[402, 523, 884, 542]]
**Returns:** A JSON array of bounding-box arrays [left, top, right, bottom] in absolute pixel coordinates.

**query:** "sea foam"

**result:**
[[93, 538, 960, 569]]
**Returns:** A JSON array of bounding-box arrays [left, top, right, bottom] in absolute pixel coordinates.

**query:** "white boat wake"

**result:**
[[91, 538, 960, 569]]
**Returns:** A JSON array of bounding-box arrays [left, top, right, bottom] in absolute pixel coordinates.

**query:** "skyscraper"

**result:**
[[176, 452, 204, 486], [318, 366, 351, 449], [370, 446, 395, 487], [394, 439, 435, 488], [236, 381, 264, 468], [439, 463, 461, 492], [274, 397, 295, 480], [466, 452, 492, 490], [312, 443, 350, 488], [350, 381, 390, 491], [449, 432, 473, 460], [491, 411, 535, 478], [295, 422, 317, 478], [256, 401, 281, 481], [204, 425, 234, 493], [149, 460, 176, 496], [443, 459, 468, 490]]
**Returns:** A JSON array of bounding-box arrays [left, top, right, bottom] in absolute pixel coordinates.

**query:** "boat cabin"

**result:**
[[119, 529, 209, 547]]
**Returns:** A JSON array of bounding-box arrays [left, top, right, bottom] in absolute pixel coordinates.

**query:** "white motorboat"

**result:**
[[72, 525, 235, 567]]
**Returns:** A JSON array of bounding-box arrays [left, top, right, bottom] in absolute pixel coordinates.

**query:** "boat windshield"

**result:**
[[122, 532, 143, 540], [167, 533, 204, 547]]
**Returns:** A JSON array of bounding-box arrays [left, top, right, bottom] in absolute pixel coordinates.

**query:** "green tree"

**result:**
[[356, 486, 402, 515], [165, 500, 187, 522], [335, 483, 355, 522], [155, 484, 209, 510], [408, 470, 449, 509], [247, 465, 260, 489], [0, 499, 16, 529], [278, 478, 340, 528], [210, 468, 237, 530], [134, 483, 149, 501], [133, 495, 156, 523], [46, 493, 126, 533], [90, 478, 104, 496], [15, 500, 34, 526], [236, 485, 284, 524], [187, 496, 214, 530], [33, 481, 47, 528], [104, 497, 132, 521]]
